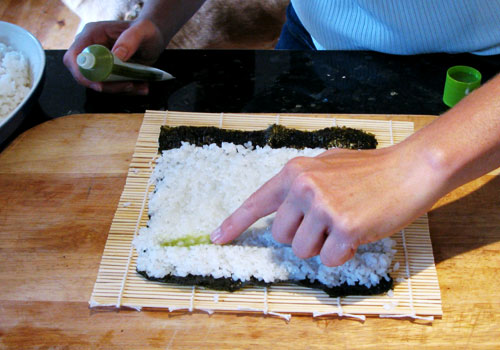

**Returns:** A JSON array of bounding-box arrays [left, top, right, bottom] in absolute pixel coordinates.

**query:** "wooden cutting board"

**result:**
[[0, 113, 499, 349]]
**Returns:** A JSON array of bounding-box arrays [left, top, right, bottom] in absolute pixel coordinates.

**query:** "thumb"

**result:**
[[111, 23, 144, 61]]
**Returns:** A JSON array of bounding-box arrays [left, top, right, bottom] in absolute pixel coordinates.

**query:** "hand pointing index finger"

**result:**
[[210, 169, 289, 245]]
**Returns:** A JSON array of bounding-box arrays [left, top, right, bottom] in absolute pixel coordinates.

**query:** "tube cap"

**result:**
[[443, 66, 481, 108], [77, 51, 97, 70]]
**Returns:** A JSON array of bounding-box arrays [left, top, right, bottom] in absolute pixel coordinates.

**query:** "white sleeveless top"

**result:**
[[291, 0, 500, 55]]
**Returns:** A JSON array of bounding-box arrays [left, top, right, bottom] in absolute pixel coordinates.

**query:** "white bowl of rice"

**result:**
[[0, 21, 45, 144]]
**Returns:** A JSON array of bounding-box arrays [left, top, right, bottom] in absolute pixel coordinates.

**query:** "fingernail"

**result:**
[[113, 47, 128, 60], [210, 227, 223, 243]]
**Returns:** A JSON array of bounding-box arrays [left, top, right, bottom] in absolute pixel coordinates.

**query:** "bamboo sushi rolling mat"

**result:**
[[90, 110, 443, 320]]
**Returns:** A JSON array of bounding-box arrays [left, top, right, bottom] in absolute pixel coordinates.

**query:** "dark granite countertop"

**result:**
[[5, 49, 500, 149]]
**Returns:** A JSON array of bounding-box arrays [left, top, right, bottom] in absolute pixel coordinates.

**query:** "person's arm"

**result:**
[[211, 73, 500, 266], [63, 0, 205, 94], [136, 0, 205, 48]]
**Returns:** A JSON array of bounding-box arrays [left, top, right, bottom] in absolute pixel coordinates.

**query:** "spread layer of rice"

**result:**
[[134, 142, 396, 288], [0, 43, 31, 120]]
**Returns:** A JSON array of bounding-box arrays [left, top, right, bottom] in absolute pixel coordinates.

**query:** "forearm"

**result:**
[[402, 73, 500, 195], [137, 0, 206, 45]]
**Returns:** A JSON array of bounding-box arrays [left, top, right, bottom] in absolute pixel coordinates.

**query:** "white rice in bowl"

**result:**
[[0, 43, 31, 120], [134, 142, 396, 289]]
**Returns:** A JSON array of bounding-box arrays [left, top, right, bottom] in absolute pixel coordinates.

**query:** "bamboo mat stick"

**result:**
[[89, 111, 442, 320]]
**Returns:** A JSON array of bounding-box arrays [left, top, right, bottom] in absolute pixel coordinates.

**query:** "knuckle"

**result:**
[[334, 214, 360, 238], [290, 171, 316, 197], [309, 200, 331, 220], [283, 156, 309, 178], [239, 197, 259, 222], [82, 21, 99, 31], [137, 18, 154, 31], [62, 52, 71, 66], [79, 22, 97, 36]]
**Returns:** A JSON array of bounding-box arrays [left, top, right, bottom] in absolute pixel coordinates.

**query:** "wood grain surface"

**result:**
[[0, 113, 499, 350], [0, 0, 79, 49]]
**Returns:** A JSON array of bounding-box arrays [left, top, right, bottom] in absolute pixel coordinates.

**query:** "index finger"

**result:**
[[210, 171, 288, 244]]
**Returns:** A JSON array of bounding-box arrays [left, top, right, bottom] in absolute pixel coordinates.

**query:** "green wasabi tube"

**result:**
[[76, 44, 174, 82]]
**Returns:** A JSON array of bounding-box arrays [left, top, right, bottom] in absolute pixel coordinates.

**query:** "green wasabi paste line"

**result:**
[[77, 44, 174, 82], [160, 234, 212, 247]]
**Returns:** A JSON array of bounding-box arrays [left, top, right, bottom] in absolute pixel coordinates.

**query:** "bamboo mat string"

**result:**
[[268, 311, 292, 321], [378, 128, 430, 320], [163, 110, 170, 126], [276, 114, 281, 125], [331, 115, 337, 127], [89, 298, 115, 308], [402, 229, 416, 316], [378, 122, 426, 320], [337, 297, 366, 321], [268, 311, 292, 322], [379, 229, 434, 321], [168, 306, 185, 312], [236, 292, 291, 321], [389, 120, 394, 145], [219, 112, 224, 128], [336, 297, 343, 317], [263, 286, 269, 314], [386, 125, 432, 319], [263, 287, 292, 321], [189, 285, 195, 312], [312, 300, 366, 321]]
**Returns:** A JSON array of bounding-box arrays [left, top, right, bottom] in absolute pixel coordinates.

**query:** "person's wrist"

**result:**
[[392, 138, 452, 205], [135, 14, 173, 47]]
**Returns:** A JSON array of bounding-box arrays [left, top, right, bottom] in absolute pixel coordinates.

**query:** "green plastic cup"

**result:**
[[443, 65, 481, 107]]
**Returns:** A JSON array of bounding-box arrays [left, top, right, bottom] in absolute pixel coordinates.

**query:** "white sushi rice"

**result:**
[[0, 43, 31, 120], [134, 142, 396, 288]]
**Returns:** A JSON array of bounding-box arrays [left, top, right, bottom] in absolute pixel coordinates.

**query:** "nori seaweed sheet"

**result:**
[[137, 270, 270, 292], [159, 124, 377, 152], [298, 276, 393, 297], [144, 123, 389, 298], [138, 269, 393, 297]]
